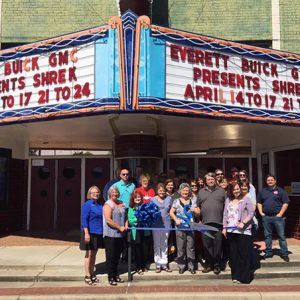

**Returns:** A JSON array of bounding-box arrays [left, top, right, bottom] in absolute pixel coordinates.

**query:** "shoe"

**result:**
[[91, 274, 100, 283], [179, 269, 185, 274], [281, 256, 289, 262], [108, 278, 117, 286], [190, 270, 196, 274], [137, 269, 144, 275], [162, 266, 172, 272], [84, 275, 97, 286], [213, 267, 221, 275], [202, 267, 212, 273], [232, 279, 238, 283], [114, 276, 124, 283], [263, 253, 273, 259], [155, 267, 161, 273]]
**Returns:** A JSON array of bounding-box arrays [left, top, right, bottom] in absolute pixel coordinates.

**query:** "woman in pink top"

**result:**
[[222, 182, 254, 284]]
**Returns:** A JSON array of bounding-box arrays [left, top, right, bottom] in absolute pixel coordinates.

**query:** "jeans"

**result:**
[[262, 215, 289, 256]]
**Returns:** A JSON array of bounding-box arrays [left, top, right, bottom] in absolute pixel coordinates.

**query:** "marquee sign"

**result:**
[[0, 20, 125, 124], [166, 42, 300, 112], [0, 44, 94, 112], [134, 17, 300, 126]]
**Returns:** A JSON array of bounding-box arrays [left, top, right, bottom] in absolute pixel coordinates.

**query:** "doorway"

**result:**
[[29, 157, 111, 232]]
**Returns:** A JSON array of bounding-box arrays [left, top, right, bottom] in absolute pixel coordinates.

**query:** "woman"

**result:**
[[135, 174, 155, 203], [128, 190, 148, 275], [165, 178, 179, 257], [240, 179, 258, 236], [190, 179, 200, 205], [170, 183, 199, 274], [151, 183, 173, 273], [165, 178, 180, 201], [80, 186, 103, 285], [219, 177, 229, 194], [190, 179, 203, 263], [197, 176, 205, 189], [103, 186, 127, 286], [222, 182, 255, 284]]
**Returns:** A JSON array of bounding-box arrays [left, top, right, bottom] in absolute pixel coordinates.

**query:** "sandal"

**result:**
[[91, 274, 100, 283], [84, 275, 96, 286], [155, 267, 161, 273], [114, 276, 124, 283], [108, 278, 117, 286], [137, 269, 144, 275], [162, 266, 172, 272]]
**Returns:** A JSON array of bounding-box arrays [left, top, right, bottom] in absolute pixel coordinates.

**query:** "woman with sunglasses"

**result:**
[[190, 179, 200, 205], [215, 169, 224, 186], [190, 179, 203, 263]]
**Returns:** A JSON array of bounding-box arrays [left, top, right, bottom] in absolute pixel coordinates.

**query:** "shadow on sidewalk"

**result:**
[[0, 229, 80, 246]]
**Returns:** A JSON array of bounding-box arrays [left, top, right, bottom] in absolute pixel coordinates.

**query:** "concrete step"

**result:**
[[0, 254, 299, 271], [0, 266, 300, 282]]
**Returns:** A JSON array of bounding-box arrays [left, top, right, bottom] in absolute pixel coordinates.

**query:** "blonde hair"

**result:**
[[139, 174, 150, 183], [86, 185, 101, 199]]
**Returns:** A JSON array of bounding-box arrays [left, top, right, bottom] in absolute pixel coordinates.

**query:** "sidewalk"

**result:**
[[0, 233, 300, 299]]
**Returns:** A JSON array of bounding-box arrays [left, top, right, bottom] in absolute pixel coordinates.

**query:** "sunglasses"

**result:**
[[216, 173, 223, 176], [121, 173, 129, 176], [239, 174, 246, 177], [191, 185, 198, 187]]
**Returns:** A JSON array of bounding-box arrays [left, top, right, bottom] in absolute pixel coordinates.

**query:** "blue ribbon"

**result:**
[[127, 225, 237, 231]]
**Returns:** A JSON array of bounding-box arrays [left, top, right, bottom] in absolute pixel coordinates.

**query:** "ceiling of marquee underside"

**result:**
[[0, 113, 299, 153]]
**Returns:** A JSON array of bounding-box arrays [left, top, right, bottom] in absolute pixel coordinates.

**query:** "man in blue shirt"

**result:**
[[257, 174, 290, 262], [114, 168, 135, 208]]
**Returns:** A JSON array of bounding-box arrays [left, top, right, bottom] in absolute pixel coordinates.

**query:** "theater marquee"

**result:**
[[134, 18, 300, 126], [0, 45, 94, 111], [166, 42, 299, 113]]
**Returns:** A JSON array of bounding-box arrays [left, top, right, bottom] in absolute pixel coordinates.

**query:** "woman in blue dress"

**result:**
[[80, 185, 103, 285]]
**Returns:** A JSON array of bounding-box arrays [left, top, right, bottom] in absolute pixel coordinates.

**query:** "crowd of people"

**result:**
[[80, 167, 290, 286]]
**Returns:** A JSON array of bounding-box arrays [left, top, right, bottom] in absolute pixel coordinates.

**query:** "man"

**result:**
[[114, 168, 135, 208], [215, 169, 224, 186], [197, 172, 226, 274], [257, 174, 290, 262]]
